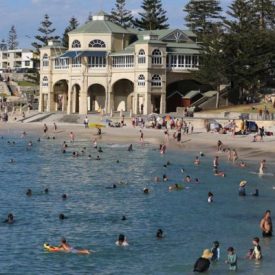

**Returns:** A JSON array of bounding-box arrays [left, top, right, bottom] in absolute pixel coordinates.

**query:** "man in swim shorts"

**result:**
[[260, 210, 273, 237]]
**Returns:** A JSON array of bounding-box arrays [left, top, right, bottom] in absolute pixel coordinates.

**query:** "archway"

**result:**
[[112, 79, 134, 112], [53, 80, 68, 112], [166, 79, 209, 112], [87, 84, 106, 112], [71, 84, 80, 113]]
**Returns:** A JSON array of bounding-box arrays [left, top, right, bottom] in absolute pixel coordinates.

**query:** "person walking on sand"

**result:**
[[260, 210, 273, 237]]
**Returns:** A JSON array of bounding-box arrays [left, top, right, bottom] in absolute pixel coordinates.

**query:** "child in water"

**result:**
[[225, 247, 237, 271], [211, 241, 220, 261], [249, 237, 262, 260]]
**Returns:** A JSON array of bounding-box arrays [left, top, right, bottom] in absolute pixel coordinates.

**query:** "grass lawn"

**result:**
[[201, 102, 275, 114], [17, 81, 37, 87]]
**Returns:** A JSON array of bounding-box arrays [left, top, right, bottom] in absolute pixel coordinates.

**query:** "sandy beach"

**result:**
[[2, 120, 275, 165]]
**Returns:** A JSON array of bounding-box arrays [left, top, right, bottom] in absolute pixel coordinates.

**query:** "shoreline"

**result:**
[[1, 121, 275, 165]]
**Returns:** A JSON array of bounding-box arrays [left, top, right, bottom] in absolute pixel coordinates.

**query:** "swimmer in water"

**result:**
[[163, 174, 168, 181], [59, 213, 67, 220], [9, 158, 15, 163], [239, 161, 246, 168], [259, 159, 266, 175], [169, 183, 182, 191], [121, 215, 127, 221], [26, 189, 32, 196], [106, 184, 117, 189], [156, 229, 164, 239], [143, 188, 149, 194], [98, 147, 103, 153], [194, 156, 200, 165], [252, 189, 259, 197], [96, 155, 100, 160], [116, 234, 129, 246], [208, 192, 214, 203], [213, 168, 225, 177], [44, 188, 49, 194], [213, 156, 219, 169], [62, 194, 67, 200], [185, 175, 191, 183], [59, 237, 91, 254], [128, 144, 133, 151], [4, 213, 14, 224]]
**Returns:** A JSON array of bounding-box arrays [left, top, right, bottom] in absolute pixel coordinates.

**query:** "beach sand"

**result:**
[[1, 121, 275, 165]]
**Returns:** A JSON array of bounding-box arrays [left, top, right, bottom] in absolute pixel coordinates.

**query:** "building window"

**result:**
[[25, 61, 30, 66], [89, 39, 106, 48], [178, 55, 185, 67], [151, 74, 162, 87], [54, 58, 69, 69], [42, 54, 49, 67], [112, 56, 134, 67], [138, 74, 145, 86], [88, 56, 106, 68], [167, 54, 199, 69], [72, 40, 81, 48], [42, 76, 48, 87], [138, 49, 146, 64], [185, 55, 192, 68], [72, 57, 81, 68], [152, 49, 162, 65]]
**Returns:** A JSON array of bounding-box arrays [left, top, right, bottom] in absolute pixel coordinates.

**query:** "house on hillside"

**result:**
[[39, 11, 203, 115]]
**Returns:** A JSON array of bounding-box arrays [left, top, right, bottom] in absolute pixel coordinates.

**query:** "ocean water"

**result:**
[[0, 132, 275, 275]]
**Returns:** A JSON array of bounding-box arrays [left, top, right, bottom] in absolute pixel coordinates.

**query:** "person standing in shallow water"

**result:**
[[260, 210, 273, 237], [69, 132, 75, 143]]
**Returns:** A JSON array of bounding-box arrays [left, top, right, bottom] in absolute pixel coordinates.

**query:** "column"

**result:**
[[67, 86, 72, 114], [133, 93, 138, 115], [160, 93, 166, 114], [47, 92, 55, 112], [144, 93, 151, 115], [39, 91, 44, 112], [79, 79, 87, 115]]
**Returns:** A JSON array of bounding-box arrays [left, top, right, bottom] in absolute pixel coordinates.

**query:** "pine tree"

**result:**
[[111, 0, 133, 28], [194, 26, 227, 107], [0, 39, 7, 50], [252, 0, 275, 29], [62, 17, 79, 48], [223, 0, 275, 103], [32, 14, 59, 52], [7, 25, 18, 50], [183, 0, 224, 37], [134, 0, 169, 30]]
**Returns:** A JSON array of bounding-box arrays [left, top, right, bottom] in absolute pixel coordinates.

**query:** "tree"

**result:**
[[7, 25, 18, 50], [32, 14, 59, 53], [252, 0, 275, 29], [134, 0, 169, 30], [223, 0, 275, 103], [183, 0, 224, 38], [194, 26, 227, 107], [110, 0, 133, 28], [0, 39, 7, 50], [62, 17, 79, 48]]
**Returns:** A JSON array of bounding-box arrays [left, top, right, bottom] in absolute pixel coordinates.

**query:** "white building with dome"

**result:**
[[39, 11, 201, 115]]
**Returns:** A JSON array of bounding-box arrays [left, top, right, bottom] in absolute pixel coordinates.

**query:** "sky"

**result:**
[[0, 0, 232, 49]]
